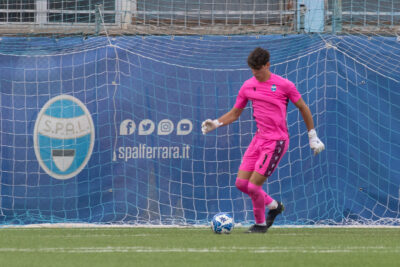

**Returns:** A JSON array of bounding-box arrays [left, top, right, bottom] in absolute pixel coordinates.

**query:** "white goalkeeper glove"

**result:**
[[201, 119, 223, 134], [308, 129, 325, 156]]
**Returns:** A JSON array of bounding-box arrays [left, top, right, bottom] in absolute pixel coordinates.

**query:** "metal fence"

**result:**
[[135, 0, 292, 26], [326, 0, 400, 28], [0, 0, 398, 34]]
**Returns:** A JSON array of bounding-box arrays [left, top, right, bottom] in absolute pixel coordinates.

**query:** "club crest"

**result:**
[[33, 95, 95, 180], [271, 84, 277, 92]]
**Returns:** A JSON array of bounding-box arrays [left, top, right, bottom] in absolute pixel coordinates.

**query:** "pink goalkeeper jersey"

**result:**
[[234, 73, 302, 140]]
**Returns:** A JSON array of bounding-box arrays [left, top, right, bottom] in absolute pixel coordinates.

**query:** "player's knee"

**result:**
[[235, 178, 248, 193]]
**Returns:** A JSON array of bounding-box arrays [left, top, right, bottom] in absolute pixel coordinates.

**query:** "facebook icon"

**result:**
[[120, 119, 136, 135]]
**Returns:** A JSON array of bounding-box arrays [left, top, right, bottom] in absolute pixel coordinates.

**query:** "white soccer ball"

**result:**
[[211, 212, 234, 234]]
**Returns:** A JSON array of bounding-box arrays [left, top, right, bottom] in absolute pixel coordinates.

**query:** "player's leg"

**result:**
[[236, 134, 281, 202], [249, 170, 284, 230], [245, 171, 269, 233], [236, 170, 276, 206], [235, 136, 258, 195], [256, 139, 288, 229], [235, 150, 274, 205], [235, 170, 252, 194], [247, 139, 288, 233]]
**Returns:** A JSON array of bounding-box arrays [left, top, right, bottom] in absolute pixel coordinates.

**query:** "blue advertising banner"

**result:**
[[0, 35, 399, 225]]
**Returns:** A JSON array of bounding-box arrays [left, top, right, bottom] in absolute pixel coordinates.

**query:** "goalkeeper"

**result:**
[[202, 47, 325, 233]]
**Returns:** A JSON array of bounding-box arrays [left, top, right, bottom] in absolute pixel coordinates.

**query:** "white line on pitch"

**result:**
[[0, 246, 399, 254]]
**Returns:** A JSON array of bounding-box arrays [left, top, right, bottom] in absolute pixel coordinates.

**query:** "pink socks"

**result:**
[[247, 183, 266, 224], [235, 178, 274, 206], [235, 178, 274, 224]]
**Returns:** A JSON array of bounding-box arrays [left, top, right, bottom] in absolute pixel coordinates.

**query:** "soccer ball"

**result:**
[[211, 212, 234, 234]]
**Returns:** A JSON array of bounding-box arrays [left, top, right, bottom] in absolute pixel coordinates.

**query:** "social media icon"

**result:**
[[177, 119, 193, 135], [120, 119, 136, 135], [138, 119, 155, 135], [180, 124, 189, 130], [157, 119, 174, 135], [142, 122, 152, 131]]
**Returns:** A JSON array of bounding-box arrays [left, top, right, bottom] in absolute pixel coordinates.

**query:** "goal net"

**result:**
[[0, 0, 399, 226]]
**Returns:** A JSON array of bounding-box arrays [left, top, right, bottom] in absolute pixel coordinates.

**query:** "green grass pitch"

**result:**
[[0, 227, 399, 267]]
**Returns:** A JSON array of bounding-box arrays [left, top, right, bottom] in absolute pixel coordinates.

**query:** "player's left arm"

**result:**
[[294, 98, 314, 131], [294, 98, 325, 155]]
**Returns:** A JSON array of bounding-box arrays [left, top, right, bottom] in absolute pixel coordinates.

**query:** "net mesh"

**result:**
[[0, 0, 399, 226]]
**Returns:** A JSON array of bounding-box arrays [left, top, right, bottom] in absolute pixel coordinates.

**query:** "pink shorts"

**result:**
[[239, 134, 289, 177]]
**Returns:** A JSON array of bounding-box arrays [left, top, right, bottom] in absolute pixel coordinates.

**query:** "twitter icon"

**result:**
[[138, 119, 155, 135]]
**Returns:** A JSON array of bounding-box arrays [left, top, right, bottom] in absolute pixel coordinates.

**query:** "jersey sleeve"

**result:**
[[286, 81, 302, 104], [234, 84, 248, 109]]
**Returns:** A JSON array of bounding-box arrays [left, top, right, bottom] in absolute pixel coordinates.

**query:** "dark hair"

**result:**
[[247, 47, 270, 70]]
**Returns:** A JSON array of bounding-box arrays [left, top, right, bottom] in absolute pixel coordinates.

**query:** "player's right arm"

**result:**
[[202, 80, 248, 135], [202, 107, 243, 134]]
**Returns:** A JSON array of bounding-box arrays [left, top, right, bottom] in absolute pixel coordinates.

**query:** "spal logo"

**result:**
[[34, 95, 95, 180]]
